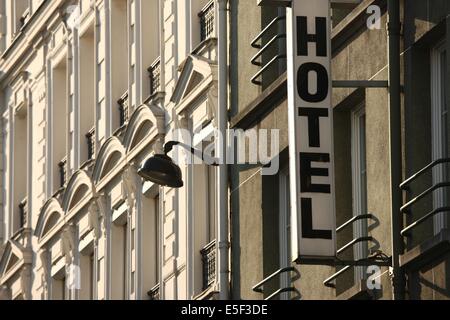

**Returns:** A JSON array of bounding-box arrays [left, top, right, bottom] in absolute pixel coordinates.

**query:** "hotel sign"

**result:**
[[287, 0, 336, 259]]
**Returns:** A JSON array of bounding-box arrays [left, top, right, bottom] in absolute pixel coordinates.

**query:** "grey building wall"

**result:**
[[401, 0, 450, 300], [229, 0, 450, 300]]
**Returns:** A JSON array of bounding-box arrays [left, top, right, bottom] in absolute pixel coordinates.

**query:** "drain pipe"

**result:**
[[387, 0, 405, 300], [217, 0, 230, 300]]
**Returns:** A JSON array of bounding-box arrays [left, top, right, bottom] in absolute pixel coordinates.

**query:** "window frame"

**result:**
[[351, 103, 369, 282], [431, 40, 448, 233]]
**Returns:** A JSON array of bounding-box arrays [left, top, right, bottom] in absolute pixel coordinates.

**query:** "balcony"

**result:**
[[118, 92, 129, 128], [58, 157, 68, 188], [200, 240, 216, 291], [322, 214, 390, 299], [199, 1, 215, 42], [250, 14, 286, 86], [86, 127, 96, 160], [399, 158, 450, 269], [148, 284, 160, 300], [19, 197, 28, 229], [253, 267, 300, 300], [149, 57, 161, 96]]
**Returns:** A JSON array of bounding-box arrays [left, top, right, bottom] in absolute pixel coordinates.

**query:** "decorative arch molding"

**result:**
[[171, 54, 218, 128], [0, 240, 32, 299], [92, 136, 126, 184], [62, 170, 95, 213], [171, 55, 217, 106], [34, 198, 64, 241], [123, 104, 163, 154]]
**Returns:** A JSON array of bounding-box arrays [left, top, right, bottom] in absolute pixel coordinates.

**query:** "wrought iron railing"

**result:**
[[19, 197, 28, 229], [252, 267, 299, 300], [58, 157, 68, 188], [323, 214, 379, 289], [118, 91, 129, 127], [149, 57, 161, 96], [199, 0, 215, 42], [86, 127, 96, 160], [148, 283, 160, 300], [250, 15, 286, 86], [200, 239, 216, 291], [400, 158, 450, 237]]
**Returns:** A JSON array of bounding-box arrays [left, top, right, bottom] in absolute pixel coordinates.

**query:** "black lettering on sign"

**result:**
[[297, 16, 327, 57], [301, 198, 332, 239], [297, 63, 329, 103], [300, 152, 331, 194], [298, 107, 329, 148]]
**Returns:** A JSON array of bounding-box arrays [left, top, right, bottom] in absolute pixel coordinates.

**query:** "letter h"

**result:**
[[297, 16, 327, 57]]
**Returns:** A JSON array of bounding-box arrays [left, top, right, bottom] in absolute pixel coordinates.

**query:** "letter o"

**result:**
[[297, 62, 329, 103]]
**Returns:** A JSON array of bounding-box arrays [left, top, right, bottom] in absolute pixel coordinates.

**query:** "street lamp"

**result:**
[[137, 141, 218, 188]]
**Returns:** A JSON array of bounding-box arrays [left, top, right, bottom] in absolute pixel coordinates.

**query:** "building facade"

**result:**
[[231, 0, 450, 300], [0, 0, 450, 301], [0, 0, 223, 300]]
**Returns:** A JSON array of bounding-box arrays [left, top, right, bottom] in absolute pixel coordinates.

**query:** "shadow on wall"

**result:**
[[408, 255, 450, 299]]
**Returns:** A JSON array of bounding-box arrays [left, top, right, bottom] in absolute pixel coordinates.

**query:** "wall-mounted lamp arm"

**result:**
[[164, 141, 219, 166]]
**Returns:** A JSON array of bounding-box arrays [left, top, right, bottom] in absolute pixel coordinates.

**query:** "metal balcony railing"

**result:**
[[86, 127, 96, 160], [323, 214, 377, 289], [252, 267, 300, 300], [58, 157, 68, 188], [200, 239, 216, 291], [118, 91, 129, 127], [149, 57, 161, 96], [400, 158, 450, 237], [148, 284, 160, 300], [250, 15, 286, 86], [19, 197, 28, 229], [199, 1, 215, 42]]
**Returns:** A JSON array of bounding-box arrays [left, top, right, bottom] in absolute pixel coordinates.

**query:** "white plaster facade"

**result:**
[[0, 0, 224, 300]]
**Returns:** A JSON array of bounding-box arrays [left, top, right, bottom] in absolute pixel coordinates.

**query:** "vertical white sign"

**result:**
[[287, 0, 336, 259]]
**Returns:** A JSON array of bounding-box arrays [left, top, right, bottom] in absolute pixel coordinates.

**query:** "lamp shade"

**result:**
[[138, 154, 184, 188]]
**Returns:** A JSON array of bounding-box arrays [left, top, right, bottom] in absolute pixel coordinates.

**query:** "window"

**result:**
[[251, 6, 286, 88], [191, 147, 217, 295], [154, 194, 160, 285], [191, 0, 215, 49], [141, 0, 160, 98], [351, 105, 369, 282], [431, 41, 448, 233], [12, 110, 27, 233], [2, 0, 41, 49], [122, 223, 127, 299], [51, 56, 68, 193], [206, 166, 216, 243], [90, 253, 95, 299], [199, 0, 215, 42], [79, 24, 96, 165], [128, 0, 136, 109], [111, 201, 128, 300], [110, 0, 128, 131], [79, 251, 94, 300], [12, 0, 30, 35], [51, 276, 66, 300], [142, 188, 160, 299]]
